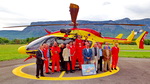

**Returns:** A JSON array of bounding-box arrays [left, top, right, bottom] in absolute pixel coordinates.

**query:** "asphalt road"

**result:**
[[0, 57, 150, 84]]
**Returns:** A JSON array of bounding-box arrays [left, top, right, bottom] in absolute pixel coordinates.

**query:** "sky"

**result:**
[[0, 0, 150, 30]]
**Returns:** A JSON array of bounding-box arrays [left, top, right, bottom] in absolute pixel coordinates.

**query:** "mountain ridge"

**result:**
[[0, 18, 150, 39]]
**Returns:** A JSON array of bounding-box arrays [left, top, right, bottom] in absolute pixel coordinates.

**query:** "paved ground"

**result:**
[[0, 57, 150, 84]]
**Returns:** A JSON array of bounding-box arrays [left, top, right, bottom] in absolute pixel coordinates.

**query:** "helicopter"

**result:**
[[5, 3, 148, 57]]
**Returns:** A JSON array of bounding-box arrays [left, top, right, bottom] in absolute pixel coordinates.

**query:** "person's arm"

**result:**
[[89, 49, 93, 59], [57, 47, 61, 53], [62, 49, 65, 58]]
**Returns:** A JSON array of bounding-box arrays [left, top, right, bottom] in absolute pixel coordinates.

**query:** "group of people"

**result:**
[[35, 35, 120, 78]]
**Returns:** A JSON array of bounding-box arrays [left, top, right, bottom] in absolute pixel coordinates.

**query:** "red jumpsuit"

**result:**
[[111, 46, 119, 69], [70, 45, 76, 70], [43, 47, 49, 73], [51, 46, 61, 72], [75, 38, 84, 46], [76, 45, 84, 69]]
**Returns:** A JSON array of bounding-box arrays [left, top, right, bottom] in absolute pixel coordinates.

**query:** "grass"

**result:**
[[119, 52, 150, 58], [0, 44, 150, 61], [0, 44, 28, 61]]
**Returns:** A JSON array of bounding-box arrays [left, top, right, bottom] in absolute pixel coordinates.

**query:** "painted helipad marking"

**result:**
[[59, 71, 66, 78], [12, 63, 120, 80]]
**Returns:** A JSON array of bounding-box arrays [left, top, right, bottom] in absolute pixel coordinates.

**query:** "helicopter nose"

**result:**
[[18, 45, 27, 54]]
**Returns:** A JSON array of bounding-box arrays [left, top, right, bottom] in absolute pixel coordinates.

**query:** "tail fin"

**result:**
[[116, 34, 123, 38], [126, 30, 135, 41], [135, 31, 148, 49]]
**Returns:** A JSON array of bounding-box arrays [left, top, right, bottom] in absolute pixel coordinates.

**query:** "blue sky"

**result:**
[[0, 0, 150, 30]]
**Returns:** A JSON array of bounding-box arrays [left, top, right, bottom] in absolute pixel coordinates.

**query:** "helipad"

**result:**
[[12, 63, 119, 80]]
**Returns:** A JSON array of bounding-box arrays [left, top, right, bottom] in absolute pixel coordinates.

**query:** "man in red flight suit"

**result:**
[[76, 43, 84, 70], [42, 43, 50, 74], [51, 41, 61, 73], [111, 43, 120, 70], [69, 41, 76, 71]]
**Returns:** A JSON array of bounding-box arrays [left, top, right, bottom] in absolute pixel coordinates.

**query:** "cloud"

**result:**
[[0, 0, 150, 30], [103, 2, 111, 6]]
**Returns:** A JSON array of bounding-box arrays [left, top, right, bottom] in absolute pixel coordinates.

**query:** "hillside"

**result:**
[[0, 18, 150, 39]]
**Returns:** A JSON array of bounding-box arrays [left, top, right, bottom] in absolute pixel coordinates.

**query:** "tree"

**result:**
[[0, 37, 10, 44]]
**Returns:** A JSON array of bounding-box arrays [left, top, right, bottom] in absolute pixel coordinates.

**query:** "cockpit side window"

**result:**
[[55, 37, 74, 45]]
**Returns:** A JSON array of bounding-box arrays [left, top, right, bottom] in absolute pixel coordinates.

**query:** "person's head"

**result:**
[[114, 43, 118, 47], [69, 41, 73, 46], [85, 41, 89, 46], [66, 44, 70, 48], [98, 43, 102, 49], [77, 35, 82, 39], [93, 43, 98, 48], [85, 36, 88, 40], [105, 42, 109, 45], [39, 45, 44, 50], [60, 43, 65, 48], [73, 41, 76, 45], [85, 43, 90, 48], [53, 41, 58, 47], [42, 43, 48, 49]]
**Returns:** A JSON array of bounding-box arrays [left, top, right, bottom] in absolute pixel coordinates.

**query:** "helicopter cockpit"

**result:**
[[26, 35, 93, 54], [26, 35, 74, 51]]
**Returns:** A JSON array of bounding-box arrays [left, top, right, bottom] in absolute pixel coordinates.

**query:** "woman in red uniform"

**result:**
[[111, 43, 120, 70], [42, 43, 50, 74], [51, 41, 61, 73]]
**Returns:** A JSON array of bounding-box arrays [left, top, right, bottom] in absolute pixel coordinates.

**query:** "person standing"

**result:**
[[69, 41, 76, 72], [62, 44, 73, 73], [35, 45, 45, 78], [42, 43, 51, 74], [83, 43, 92, 64], [91, 43, 100, 73], [76, 43, 84, 70], [98, 43, 103, 71], [59, 43, 65, 71], [103, 42, 111, 70], [51, 41, 61, 73], [111, 43, 120, 70], [103, 46, 112, 72]]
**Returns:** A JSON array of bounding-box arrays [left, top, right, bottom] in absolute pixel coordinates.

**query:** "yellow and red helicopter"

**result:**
[[5, 3, 148, 60]]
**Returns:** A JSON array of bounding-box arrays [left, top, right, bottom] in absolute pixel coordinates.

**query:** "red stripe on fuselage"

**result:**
[[71, 28, 101, 37]]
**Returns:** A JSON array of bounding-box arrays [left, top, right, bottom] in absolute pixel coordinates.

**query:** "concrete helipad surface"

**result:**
[[0, 57, 150, 84]]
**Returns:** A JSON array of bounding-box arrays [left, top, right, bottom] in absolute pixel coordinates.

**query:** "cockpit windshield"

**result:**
[[26, 35, 54, 50]]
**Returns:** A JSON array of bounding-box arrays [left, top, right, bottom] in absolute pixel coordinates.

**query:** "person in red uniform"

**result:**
[[69, 41, 76, 72], [51, 41, 61, 73], [111, 43, 120, 70], [75, 35, 84, 46], [42, 43, 51, 74], [76, 43, 84, 70]]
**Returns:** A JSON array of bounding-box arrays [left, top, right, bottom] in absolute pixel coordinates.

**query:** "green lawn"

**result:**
[[0, 44, 150, 61], [0, 44, 28, 61]]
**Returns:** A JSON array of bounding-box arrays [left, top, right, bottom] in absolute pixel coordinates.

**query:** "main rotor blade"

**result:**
[[79, 23, 145, 26], [3, 24, 69, 28], [69, 3, 79, 28]]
